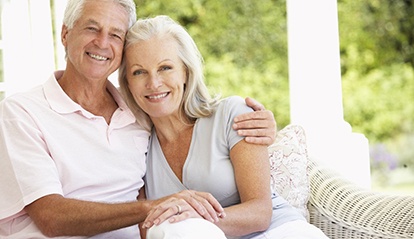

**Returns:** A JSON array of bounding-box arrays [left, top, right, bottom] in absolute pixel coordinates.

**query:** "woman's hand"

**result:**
[[233, 97, 277, 145], [142, 190, 225, 229]]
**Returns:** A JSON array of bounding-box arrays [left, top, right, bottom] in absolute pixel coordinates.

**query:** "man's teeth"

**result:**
[[89, 53, 108, 61], [148, 93, 168, 99]]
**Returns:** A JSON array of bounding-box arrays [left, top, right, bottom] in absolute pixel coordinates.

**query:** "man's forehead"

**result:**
[[76, 2, 130, 30]]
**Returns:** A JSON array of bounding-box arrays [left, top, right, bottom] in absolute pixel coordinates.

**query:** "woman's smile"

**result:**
[[146, 92, 170, 101]]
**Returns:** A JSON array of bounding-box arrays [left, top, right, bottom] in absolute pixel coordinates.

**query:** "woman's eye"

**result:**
[[133, 70, 144, 76], [160, 66, 172, 71]]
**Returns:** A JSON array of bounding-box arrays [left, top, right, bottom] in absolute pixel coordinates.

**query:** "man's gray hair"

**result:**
[[63, 0, 136, 29]]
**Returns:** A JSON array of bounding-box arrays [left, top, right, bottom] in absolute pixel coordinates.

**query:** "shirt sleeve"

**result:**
[[0, 97, 62, 219], [220, 96, 254, 150]]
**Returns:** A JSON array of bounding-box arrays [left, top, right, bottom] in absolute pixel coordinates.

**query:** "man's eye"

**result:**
[[111, 33, 123, 40]]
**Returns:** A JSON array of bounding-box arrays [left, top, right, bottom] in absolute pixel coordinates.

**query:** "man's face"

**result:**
[[61, 0, 129, 81]]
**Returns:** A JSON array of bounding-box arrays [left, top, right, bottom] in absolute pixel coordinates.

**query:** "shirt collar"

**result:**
[[43, 71, 136, 126]]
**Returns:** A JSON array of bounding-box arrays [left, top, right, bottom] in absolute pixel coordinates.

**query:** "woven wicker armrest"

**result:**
[[307, 158, 414, 239]]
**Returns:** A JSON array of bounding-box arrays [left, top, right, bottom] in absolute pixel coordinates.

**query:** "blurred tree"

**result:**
[[339, 0, 414, 142], [339, 0, 414, 180]]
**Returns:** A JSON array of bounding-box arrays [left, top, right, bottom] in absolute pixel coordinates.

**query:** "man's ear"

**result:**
[[61, 25, 69, 47]]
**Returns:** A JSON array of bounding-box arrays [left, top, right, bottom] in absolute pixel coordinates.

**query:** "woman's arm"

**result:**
[[216, 139, 272, 236]]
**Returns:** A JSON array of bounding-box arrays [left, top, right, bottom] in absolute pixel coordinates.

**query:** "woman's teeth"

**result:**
[[148, 93, 168, 99]]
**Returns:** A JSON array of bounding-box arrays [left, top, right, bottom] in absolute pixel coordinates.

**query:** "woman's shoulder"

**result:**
[[216, 96, 252, 117], [220, 95, 245, 107]]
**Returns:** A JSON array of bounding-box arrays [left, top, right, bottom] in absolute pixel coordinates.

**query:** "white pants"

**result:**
[[246, 220, 330, 239], [146, 218, 227, 239], [147, 219, 329, 239]]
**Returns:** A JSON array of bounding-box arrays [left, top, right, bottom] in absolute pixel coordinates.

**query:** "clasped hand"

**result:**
[[142, 190, 225, 229]]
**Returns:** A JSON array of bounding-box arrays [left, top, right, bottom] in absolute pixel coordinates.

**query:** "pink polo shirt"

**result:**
[[0, 71, 150, 238]]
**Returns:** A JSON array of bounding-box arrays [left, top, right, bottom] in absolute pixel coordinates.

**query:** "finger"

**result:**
[[167, 207, 202, 224], [237, 128, 276, 137], [244, 136, 274, 145], [171, 190, 225, 223], [175, 190, 224, 222], [197, 192, 225, 217], [151, 203, 188, 225], [144, 200, 204, 228], [181, 192, 217, 223], [245, 97, 265, 111], [144, 199, 184, 228], [191, 192, 224, 222], [234, 120, 273, 131], [142, 208, 169, 228], [233, 110, 274, 124], [237, 128, 277, 145], [177, 191, 209, 218]]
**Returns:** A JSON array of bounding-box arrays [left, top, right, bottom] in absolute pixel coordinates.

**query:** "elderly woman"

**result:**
[[119, 15, 329, 239]]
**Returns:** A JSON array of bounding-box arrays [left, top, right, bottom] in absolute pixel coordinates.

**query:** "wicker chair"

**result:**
[[308, 158, 414, 239]]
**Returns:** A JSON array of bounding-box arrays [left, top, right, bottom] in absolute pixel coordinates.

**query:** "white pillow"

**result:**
[[268, 124, 310, 219]]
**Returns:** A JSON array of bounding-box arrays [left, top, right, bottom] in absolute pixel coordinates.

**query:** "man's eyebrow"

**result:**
[[85, 19, 126, 35], [86, 19, 99, 26], [111, 27, 127, 36]]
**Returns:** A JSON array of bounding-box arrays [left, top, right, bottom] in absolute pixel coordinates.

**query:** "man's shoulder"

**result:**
[[0, 85, 46, 118]]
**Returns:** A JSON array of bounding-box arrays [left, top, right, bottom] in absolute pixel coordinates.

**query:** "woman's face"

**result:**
[[125, 35, 187, 120]]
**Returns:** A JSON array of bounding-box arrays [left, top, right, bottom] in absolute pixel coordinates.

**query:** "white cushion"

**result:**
[[268, 124, 310, 219]]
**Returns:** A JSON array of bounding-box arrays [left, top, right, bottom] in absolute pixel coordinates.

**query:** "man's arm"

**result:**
[[232, 97, 277, 145], [24, 194, 151, 237], [25, 191, 224, 237]]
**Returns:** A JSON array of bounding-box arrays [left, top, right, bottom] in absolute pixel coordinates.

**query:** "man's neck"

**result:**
[[58, 70, 118, 124]]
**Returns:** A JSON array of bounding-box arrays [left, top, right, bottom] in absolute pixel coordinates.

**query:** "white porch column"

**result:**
[[286, 0, 371, 187], [2, 0, 55, 97], [53, 0, 68, 71]]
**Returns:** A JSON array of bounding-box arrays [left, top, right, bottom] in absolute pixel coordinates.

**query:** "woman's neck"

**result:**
[[153, 117, 195, 144], [153, 118, 195, 182]]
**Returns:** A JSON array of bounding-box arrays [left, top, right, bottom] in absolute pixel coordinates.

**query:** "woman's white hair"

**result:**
[[119, 15, 220, 131]]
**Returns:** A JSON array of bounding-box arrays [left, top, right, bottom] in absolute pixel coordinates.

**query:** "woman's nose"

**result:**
[[146, 74, 163, 89]]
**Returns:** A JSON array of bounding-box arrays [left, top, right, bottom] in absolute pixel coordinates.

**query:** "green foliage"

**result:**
[[339, 0, 414, 178], [338, 0, 414, 71], [342, 63, 414, 141], [204, 55, 290, 126], [339, 0, 414, 145]]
